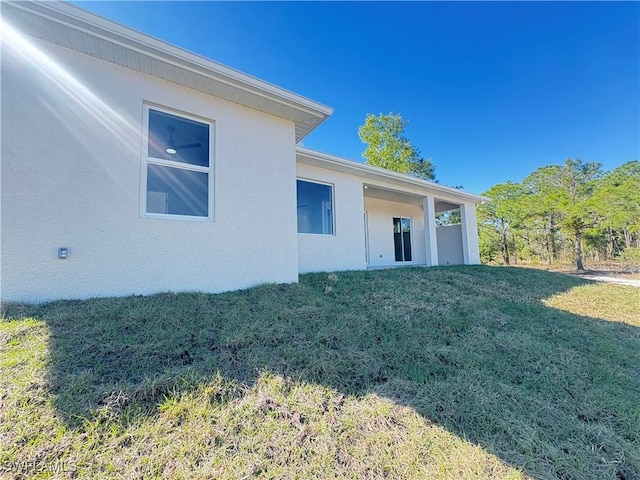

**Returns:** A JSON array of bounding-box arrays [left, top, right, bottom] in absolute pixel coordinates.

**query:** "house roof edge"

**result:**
[[296, 147, 490, 204], [3, 1, 334, 141]]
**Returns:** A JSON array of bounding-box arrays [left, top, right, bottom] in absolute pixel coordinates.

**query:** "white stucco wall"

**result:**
[[296, 164, 366, 273], [1, 39, 299, 302], [363, 197, 427, 268], [436, 225, 464, 265]]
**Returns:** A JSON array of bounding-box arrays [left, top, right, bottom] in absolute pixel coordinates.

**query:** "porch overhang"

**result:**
[[363, 184, 467, 214], [297, 147, 489, 205]]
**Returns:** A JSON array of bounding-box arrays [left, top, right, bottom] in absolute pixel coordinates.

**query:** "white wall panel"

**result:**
[[296, 164, 366, 273], [436, 225, 464, 265]]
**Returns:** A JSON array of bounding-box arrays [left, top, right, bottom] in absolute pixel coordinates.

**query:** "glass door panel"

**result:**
[[402, 217, 412, 261], [393, 217, 403, 261]]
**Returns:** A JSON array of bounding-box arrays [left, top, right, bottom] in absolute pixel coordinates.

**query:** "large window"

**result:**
[[141, 106, 213, 219], [297, 179, 334, 234]]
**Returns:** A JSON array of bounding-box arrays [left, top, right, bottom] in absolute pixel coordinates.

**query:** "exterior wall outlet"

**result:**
[[58, 248, 68, 259]]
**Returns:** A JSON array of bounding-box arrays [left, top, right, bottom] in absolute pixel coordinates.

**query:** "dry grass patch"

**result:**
[[544, 283, 640, 326]]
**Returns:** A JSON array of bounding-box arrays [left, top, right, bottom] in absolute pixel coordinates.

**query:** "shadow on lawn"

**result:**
[[7, 266, 640, 479]]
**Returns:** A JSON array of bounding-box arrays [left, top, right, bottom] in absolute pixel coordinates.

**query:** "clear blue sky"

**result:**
[[72, 1, 639, 194]]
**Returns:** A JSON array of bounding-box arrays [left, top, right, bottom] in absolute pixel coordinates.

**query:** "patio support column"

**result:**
[[423, 196, 439, 266], [460, 202, 481, 264]]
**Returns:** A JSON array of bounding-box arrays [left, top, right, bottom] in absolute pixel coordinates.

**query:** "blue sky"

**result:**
[[73, 1, 639, 194]]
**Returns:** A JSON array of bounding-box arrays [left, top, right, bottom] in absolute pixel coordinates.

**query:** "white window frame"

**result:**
[[296, 178, 336, 236], [140, 103, 215, 221]]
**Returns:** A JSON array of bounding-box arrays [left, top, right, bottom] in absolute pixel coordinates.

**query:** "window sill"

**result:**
[[141, 213, 213, 222], [297, 232, 336, 237]]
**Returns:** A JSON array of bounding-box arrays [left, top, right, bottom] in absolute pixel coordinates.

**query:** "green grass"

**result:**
[[1, 266, 638, 479]]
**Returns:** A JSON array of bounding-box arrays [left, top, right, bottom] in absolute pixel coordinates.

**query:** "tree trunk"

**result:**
[[543, 222, 552, 264], [574, 230, 584, 270], [501, 231, 510, 265], [606, 227, 614, 259], [550, 215, 559, 262], [623, 228, 632, 248]]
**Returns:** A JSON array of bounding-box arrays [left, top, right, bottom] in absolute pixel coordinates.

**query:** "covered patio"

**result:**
[[363, 184, 481, 268]]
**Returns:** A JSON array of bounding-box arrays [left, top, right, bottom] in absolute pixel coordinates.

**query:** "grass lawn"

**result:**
[[1, 266, 638, 479]]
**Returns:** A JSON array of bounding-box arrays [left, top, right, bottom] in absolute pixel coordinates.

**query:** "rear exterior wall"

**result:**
[[1, 39, 298, 302]]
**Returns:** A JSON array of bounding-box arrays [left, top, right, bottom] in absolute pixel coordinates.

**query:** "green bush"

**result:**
[[619, 247, 640, 269]]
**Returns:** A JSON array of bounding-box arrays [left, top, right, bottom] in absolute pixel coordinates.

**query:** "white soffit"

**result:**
[[296, 147, 489, 204], [2, 1, 333, 142], [364, 187, 469, 211]]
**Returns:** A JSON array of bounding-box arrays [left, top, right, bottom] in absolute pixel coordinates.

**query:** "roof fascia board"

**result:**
[[296, 147, 489, 204], [5, 1, 333, 137]]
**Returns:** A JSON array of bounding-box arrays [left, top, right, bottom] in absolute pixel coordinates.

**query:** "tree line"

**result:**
[[478, 159, 640, 270]]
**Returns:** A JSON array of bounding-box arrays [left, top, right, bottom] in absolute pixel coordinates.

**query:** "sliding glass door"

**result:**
[[393, 217, 412, 262]]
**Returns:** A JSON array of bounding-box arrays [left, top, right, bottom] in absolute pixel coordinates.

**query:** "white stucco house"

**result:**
[[1, 1, 486, 303]]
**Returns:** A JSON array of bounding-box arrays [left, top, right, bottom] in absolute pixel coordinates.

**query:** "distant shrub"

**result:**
[[619, 247, 640, 270]]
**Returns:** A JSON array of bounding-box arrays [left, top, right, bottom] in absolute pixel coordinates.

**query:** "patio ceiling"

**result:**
[[363, 185, 462, 212]]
